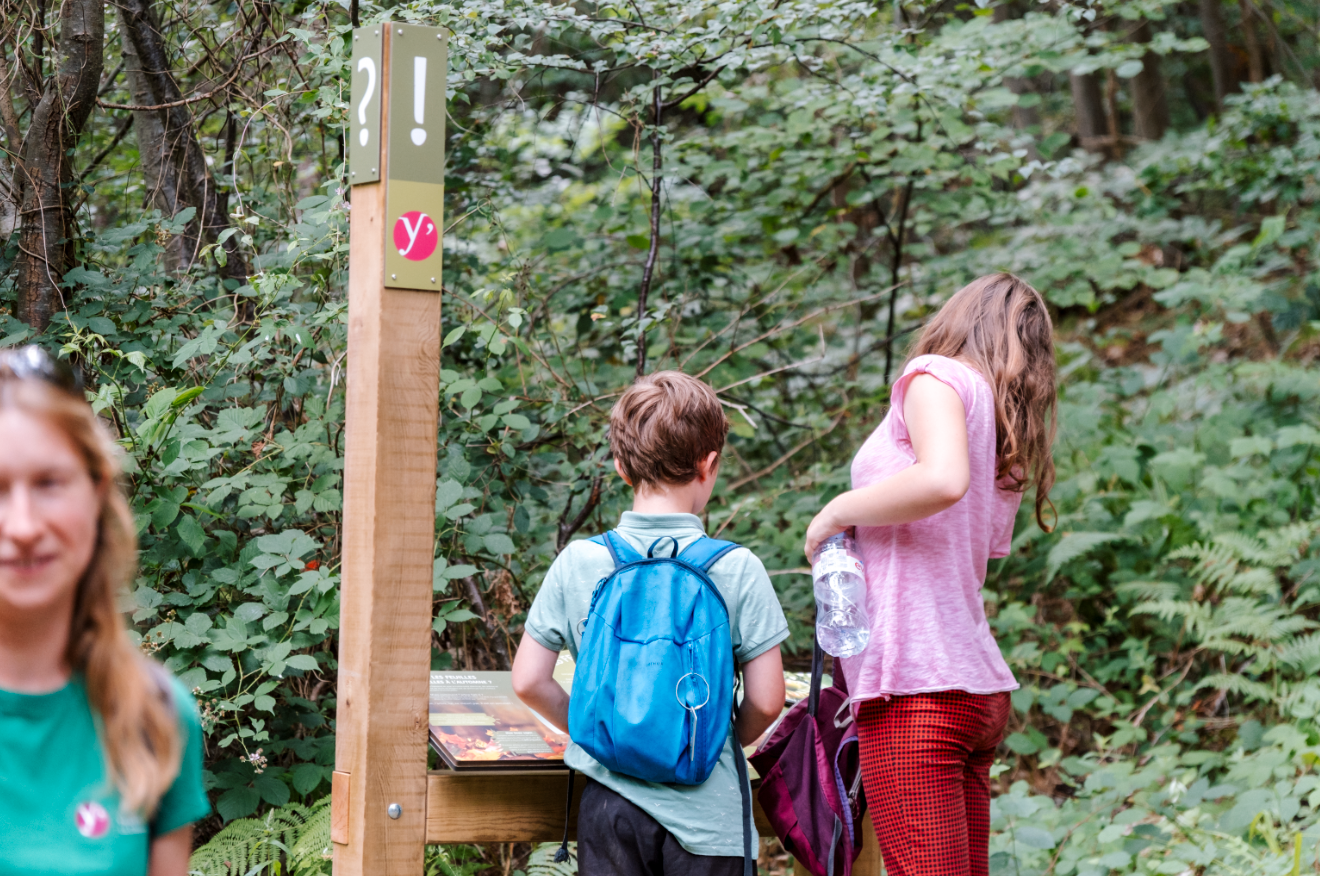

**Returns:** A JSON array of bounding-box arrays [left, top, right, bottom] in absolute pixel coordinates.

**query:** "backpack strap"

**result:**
[[589, 530, 643, 568], [677, 536, 739, 574]]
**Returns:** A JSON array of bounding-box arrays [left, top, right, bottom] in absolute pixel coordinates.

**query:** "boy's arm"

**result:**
[[735, 645, 785, 746], [511, 633, 570, 733]]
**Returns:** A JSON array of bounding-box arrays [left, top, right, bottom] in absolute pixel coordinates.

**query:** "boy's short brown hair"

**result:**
[[609, 371, 729, 487]]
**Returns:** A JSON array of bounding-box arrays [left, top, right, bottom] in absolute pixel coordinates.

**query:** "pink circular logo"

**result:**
[[75, 801, 110, 839], [393, 211, 438, 262]]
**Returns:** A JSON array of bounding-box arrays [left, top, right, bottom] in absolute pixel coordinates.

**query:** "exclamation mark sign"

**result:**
[[410, 56, 427, 146]]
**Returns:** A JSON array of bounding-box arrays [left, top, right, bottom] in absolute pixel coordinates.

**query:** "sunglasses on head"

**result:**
[[0, 345, 84, 395]]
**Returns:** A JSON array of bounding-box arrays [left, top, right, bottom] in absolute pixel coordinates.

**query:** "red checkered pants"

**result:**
[[856, 691, 1010, 876]]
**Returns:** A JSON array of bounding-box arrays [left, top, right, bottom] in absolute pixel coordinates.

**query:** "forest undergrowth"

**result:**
[[3, 0, 1320, 874]]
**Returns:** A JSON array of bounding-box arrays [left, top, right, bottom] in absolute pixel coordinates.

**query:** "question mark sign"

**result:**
[[357, 57, 376, 148]]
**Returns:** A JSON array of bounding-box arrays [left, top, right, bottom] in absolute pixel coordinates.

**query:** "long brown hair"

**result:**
[[0, 374, 181, 815], [908, 273, 1057, 530]]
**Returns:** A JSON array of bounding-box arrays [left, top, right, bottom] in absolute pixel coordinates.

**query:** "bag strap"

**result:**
[[553, 769, 576, 864], [677, 536, 739, 574], [807, 637, 824, 718], [734, 730, 754, 876], [589, 530, 643, 568]]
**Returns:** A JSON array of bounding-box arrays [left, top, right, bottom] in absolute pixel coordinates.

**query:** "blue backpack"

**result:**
[[559, 530, 753, 873]]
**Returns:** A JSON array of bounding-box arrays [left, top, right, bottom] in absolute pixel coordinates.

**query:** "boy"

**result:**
[[512, 370, 788, 876]]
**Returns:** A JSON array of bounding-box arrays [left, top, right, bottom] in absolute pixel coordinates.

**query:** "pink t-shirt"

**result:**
[[838, 354, 1021, 702]]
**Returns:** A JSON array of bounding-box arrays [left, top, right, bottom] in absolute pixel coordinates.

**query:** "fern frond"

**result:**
[[1278, 632, 1320, 669], [1114, 580, 1183, 601], [1254, 521, 1315, 565], [1130, 599, 1198, 624], [1193, 672, 1275, 702], [190, 802, 314, 876], [1222, 567, 1279, 596], [290, 798, 333, 875], [1045, 532, 1129, 582], [526, 843, 578, 876], [1197, 637, 1270, 658]]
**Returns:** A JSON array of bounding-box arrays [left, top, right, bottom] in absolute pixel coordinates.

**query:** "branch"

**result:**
[[694, 287, 896, 379], [727, 414, 845, 491], [634, 82, 663, 377], [662, 64, 725, 110], [96, 42, 276, 110], [457, 574, 512, 670], [80, 113, 133, 180], [556, 475, 604, 554]]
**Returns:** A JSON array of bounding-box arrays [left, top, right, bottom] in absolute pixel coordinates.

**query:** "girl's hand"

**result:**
[[804, 502, 845, 561]]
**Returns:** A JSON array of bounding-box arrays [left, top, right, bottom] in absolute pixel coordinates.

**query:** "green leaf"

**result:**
[[484, 533, 516, 555], [444, 326, 466, 347], [171, 386, 206, 408], [285, 654, 320, 671], [176, 516, 207, 556], [254, 773, 290, 806], [1116, 60, 1144, 78], [291, 763, 324, 795], [217, 786, 260, 822], [445, 503, 476, 520], [234, 602, 266, 623], [1004, 732, 1040, 755], [435, 479, 464, 511], [1014, 826, 1055, 849], [443, 564, 479, 580]]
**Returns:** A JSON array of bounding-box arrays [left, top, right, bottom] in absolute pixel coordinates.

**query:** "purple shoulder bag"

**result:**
[[749, 641, 867, 876]]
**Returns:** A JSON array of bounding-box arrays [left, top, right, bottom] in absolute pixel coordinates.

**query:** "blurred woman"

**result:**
[[0, 346, 210, 875]]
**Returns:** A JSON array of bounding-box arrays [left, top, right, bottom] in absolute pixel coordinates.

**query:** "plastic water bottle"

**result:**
[[811, 532, 870, 657]]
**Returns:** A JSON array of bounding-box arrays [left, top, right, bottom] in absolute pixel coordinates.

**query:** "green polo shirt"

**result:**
[[525, 512, 790, 857], [0, 672, 211, 875]]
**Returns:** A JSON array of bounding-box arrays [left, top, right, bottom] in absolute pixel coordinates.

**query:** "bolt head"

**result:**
[[391, 274, 397, 279], [387, 803, 402, 819]]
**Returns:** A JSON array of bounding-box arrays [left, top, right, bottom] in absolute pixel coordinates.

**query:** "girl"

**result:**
[[803, 274, 1056, 876], [0, 346, 210, 875]]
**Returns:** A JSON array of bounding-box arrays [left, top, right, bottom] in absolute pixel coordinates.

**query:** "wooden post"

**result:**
[[333, 23, 447, 876]]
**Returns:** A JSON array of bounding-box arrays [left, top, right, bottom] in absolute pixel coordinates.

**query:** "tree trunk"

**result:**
[[1071, 71, 1108, 150], [13, 0, 105, 330], [115, 0, 249, 281], [1239, 0, 1265, 83], [1130, 22, 1169, 141], [117, 6, 193, 272], [1200, 0, 1237, 108]]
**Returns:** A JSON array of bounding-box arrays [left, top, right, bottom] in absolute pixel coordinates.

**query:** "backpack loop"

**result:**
[[648, 535, 680, 558]]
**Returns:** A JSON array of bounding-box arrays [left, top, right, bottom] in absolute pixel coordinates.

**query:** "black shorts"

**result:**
[[577, 777, 745, 876]]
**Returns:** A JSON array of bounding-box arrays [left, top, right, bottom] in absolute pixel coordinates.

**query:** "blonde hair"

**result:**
[[609, 371, 729, 487], [0, 374, 181, 815], [908, 273, 1058, 530]]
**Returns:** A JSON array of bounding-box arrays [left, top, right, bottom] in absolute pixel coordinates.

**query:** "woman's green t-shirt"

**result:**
[[0, 673, 211, 875]]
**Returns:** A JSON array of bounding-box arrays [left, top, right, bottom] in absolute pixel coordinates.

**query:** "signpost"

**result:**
[[331, 21, 880, 876], [333, 22, 447, 876]]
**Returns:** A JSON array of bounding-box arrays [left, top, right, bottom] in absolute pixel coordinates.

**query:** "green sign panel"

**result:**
[[348, 26, 383, 185], [384, 24, 447, 291]]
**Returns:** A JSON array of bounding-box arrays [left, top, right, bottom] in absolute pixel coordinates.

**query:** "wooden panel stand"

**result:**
[[332, 23, 442, 873]]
